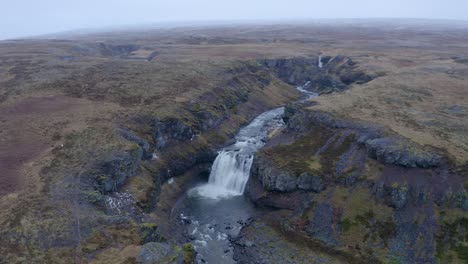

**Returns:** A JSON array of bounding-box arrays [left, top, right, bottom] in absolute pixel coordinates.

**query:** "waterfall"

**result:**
[[188, 82, 317, 200], [189, 107, 285, 199], [181, 85, 316, 262], [196, 150, 254, 198], [208, 151, 253, 192], [318, 55, 323, 68]]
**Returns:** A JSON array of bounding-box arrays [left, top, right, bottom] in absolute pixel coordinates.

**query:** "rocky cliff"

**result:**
[[243, 102, 468, 263], [0, 59, 300, 264], [261, 56, 379, 94]]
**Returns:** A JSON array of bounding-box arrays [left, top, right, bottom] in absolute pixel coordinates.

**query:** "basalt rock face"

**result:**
[[72, 42, 140, 57], [285, 105, 444, 169], [297, 173, 325, 192], [120, 128, 152, 159], [261, 56, 377, 94], [246, 103, 467, 263], [365, 137, 442, 168], [251, 157, 297, 192], [85, 145, 143, 193], [250, 157, 324, 193], [152, 118, 194, 150]]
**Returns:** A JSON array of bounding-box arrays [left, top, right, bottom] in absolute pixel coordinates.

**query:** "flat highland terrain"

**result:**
[[0, 20, 467, 263]]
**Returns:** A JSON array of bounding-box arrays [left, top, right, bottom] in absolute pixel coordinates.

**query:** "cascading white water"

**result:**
[[208, 151, 253, 193], [189, 82, 317, 199], [189, 107, 285, 199], [181, 84, 318, 263], [318, 55, 323, 68]]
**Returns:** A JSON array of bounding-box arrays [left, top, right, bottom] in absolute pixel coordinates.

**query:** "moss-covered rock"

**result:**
[[87, 145, 143, 193], [138, 223, 165, 244]]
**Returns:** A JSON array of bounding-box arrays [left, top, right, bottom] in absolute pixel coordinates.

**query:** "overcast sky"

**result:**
[[1, 0, 468, 39]]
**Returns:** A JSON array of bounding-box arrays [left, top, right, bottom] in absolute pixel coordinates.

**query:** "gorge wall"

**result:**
[[242, 101, 467, 263]]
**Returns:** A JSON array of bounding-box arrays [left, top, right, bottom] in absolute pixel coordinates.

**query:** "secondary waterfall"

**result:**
[[189, 107, 285, 199]]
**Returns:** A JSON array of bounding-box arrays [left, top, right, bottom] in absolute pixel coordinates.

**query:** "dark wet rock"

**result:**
[[373, 166, 467, 211], [86, 146, 143, 193], [252, 156, 324, 193], [190, 109, 223, 132], [263, 170, 297, 192], [297, 173, 324, 192], [245, 174, 312, 210], [365, 137, 442, 168], [261, 57, 319, 85], [285, 105, 443, 170], [252, 158, 297, 192], [164, 148, 216, 177], [285, 107, 381, 137], [152, 117, 194, 150], [97, 43, 140, 57], [120, 128, 152, 159], [261, 56, 376, 94], [139, 223, 166, 244]]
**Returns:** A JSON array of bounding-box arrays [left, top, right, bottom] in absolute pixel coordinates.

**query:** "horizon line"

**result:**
[[3, 17, 468, 41]]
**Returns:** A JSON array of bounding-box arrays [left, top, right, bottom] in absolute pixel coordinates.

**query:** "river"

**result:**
[[174, 84, 316, 263]]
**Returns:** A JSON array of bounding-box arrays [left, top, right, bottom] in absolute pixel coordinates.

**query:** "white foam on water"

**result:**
[[189, 107, 285, 199]]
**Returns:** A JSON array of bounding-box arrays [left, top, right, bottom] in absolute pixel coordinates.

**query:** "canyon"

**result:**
[[0, 20, 467, 264]]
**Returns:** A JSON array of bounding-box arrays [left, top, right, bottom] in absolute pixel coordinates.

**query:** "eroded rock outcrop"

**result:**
[[245, 102, 467, 263], [261, 55, 378, 94], [152, 118, 194, 150], [86, 144, 143, 193]]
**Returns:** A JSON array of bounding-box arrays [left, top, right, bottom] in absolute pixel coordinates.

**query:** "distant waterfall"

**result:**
[[190, 107, 285, 199], [318, 55, 323, 68]]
